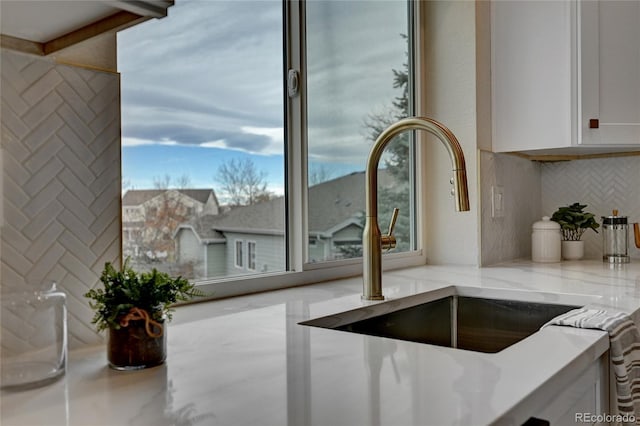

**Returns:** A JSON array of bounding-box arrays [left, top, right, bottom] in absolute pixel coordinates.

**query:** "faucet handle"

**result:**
[[381, 208, 399, 251], [387, 207, 399, 236]]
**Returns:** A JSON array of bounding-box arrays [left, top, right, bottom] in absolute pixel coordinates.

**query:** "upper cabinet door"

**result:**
[[491, 1, 577, 152], [581, 0, 640, 145]]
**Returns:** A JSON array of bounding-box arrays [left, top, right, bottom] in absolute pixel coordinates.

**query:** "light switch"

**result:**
[[492, 185, 505, 218]]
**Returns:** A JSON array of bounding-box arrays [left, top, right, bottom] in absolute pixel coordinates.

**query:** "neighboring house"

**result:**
[[307, 170, 395, 262], [122, 189, 220, 266], [175, 171, 397, 280], [173, 214, 227, 279], [175, 197, 285, 279]]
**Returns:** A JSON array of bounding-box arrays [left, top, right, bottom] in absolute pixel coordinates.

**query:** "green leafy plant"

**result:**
[[550, 202, 600, 241], [85, 259, 206, 332]]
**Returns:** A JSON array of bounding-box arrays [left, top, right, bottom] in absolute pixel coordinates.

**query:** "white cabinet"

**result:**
[[581, 0, 640, 146], [528, 352, 609, 425], [492, 1, 577, 153], [491, 0, 640, 153]]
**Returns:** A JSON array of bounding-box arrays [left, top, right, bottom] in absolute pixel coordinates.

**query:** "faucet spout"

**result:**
[[362, 117, 470, 301]]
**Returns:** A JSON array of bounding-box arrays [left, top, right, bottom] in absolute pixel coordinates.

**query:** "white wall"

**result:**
[[480, 151, 541, 265], [420, 0, 480, 266]]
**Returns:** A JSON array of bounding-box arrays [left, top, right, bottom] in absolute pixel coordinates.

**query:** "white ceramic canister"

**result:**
[[532, 216, 562, 263]]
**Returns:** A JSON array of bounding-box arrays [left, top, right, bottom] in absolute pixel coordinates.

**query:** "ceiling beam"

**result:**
[[1, 34, 45, 56], [1, 1, 174, 57], [43, 11, 149, 55], [110, 1, 174, 19]]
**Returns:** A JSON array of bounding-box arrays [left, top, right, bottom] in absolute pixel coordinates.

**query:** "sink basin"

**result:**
[[302, 294, 580, 353]]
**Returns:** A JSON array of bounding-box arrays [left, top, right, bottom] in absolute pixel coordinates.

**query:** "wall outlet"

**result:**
[[492, 185, 505, 218]]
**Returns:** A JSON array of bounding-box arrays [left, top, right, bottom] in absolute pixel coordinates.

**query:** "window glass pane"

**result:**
[[248, 242, 256, 271], [235, 241, 243, 268], [306, 0, 412, 263], [118, 0, 285, 281]]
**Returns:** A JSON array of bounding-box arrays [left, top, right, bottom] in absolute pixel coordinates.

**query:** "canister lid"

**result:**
[[602, 209, 628, 225], [533, 216, 560, 230]]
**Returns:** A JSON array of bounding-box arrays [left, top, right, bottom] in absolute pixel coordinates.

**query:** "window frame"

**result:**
[[234, 240, 244, 269], [188, 0, 427, 300], [247, 241, 257, 271]]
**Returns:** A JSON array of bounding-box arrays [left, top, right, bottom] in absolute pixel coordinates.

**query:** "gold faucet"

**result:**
[[362, 117, 470, 300]]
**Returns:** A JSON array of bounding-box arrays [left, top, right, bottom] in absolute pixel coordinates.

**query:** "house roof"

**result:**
[[175, 215, 226, 243], [122, 189, 218, 206], [308, 170, 394, 235], [205, 197, 285, 236], [181, 170, 397, 241], [175, 197, 284, 242]]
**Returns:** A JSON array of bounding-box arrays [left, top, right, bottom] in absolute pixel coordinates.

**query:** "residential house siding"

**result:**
[[206, 243, 227, 278], [223, 232, 285, 276], [176, 228, 204, 277]]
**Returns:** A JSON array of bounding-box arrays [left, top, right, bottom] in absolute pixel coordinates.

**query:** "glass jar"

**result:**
[[108, 316, 166, 370], [1, 282, 67, 389], [602, 210, 630, 264]]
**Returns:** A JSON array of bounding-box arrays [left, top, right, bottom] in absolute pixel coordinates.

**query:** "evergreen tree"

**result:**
[[340, 35, 412, 259], [362, 34, 412, 252]]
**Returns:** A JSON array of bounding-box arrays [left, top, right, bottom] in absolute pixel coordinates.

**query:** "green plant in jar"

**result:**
[[85, 259, 206, 369]]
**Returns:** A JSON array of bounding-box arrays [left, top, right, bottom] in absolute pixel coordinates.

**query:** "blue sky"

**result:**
[[121, 145, 286, 192], [118, 0, 407, 201]]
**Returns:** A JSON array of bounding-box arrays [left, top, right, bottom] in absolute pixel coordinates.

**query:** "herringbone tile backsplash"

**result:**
[[481, 152, 640, 264], [1, 49, 121, 348], [541, 156, 640, 260]]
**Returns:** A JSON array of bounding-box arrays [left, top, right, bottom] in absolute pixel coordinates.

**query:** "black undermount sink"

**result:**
[[302, 295, 579, 353]]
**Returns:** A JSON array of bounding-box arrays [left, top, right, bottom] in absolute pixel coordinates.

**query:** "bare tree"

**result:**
[[153, 174, 191, 190], [135, 173, 195, 264], [309, 164, 336, 186], [122, 177, 133, 191], [174, 174, 192, 189], [215, 158, 272, 206], [153, 174, 171, 190]]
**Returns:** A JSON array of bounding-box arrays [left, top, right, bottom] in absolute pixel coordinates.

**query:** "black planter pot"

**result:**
[[108, 319, 166, 370]]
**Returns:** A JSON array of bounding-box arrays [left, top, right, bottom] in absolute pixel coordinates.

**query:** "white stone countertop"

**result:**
[[3, 260, 640, 426]]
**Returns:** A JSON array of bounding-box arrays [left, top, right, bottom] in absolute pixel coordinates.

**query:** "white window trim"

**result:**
[[234, 239, 244, 269], [247, 241, 257, 271], [173, 1, 427, 301]]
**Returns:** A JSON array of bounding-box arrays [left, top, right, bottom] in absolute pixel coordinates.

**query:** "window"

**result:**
[[247, 241, 256, 271], [305, 1, 414, 263], [119, 0, 285, 281], [119, 0, 419, 296], [235, 240, 244, 269]]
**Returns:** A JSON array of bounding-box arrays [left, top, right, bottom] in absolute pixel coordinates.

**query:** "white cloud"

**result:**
[[199, 126, 283, 156], [241, 126, 283, 144], [122, 137, 180, 147], [118, 0, 407, 170]]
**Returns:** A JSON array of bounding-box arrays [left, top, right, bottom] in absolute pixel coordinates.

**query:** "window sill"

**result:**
[[189, 250, 425, 301]]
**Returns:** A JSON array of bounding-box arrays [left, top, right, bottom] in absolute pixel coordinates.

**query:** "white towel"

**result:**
[[543, 308, 640, 424]]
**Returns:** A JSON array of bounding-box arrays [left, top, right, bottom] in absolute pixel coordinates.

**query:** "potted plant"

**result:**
[[550, 202, 600, 260], [85, 260, 205, 370]]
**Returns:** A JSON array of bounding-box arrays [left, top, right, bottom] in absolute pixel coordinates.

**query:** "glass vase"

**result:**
[[108, 318, 166, 370]]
